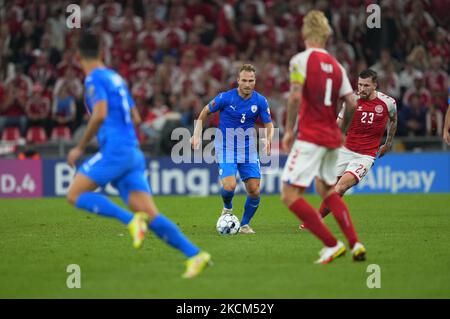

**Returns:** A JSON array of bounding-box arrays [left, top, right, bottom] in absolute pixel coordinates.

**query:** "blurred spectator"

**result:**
[[426, 104, 443, 137], [52, 83, 77, 132], [399, 93, 427, 136], [129, 48, 155, 84], [217, 0, 239, 43], [140, 94, 170, 140], [39, 33, 61, 66], [399, 61, 422, 95], [425, 56, 449, 112], [402, 73, 432, 109], [1, 71, 32, 135], [25, 83, 51, 134], [406, 45, 430, 73], [28, 51, 56, 89]]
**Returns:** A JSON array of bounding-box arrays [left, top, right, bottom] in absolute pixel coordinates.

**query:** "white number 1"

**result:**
[[324, 78, 332, 106]]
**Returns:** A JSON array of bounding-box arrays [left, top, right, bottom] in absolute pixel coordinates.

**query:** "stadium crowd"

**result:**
[[0, 0, 448, 152]]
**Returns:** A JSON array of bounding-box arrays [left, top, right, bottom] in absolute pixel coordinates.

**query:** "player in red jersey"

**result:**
[[298, 69, 397, 225], [280, 10, 366, 264]]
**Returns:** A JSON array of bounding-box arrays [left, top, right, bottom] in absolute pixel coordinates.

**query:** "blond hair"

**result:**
[[239, 64, 256, 74], [302, 10, 331, 45]]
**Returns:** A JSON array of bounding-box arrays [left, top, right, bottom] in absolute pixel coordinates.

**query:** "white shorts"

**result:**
[[282, 140, 339, 187], [335, 146, 375, 182]]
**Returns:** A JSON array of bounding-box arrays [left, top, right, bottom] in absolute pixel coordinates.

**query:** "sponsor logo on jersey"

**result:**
[[229, 105, 236, 110], [251, 105, 257, 113]]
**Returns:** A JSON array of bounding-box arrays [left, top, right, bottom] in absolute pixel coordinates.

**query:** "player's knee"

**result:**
[[335, 183, 349, 196], [247, 187, 260, 198], [280, 190, 294, 206], [222, 182, 236, 192]]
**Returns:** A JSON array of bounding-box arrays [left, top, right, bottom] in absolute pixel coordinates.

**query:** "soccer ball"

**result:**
[[216, 213, 240, 235]]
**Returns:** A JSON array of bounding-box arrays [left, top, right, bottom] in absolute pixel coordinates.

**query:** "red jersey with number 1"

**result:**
[[343, 91, 397, 157], [289, 48, 353, 148]]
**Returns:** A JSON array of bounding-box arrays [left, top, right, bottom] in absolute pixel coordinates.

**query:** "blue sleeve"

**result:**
[[259, 96, 272, 123], [85, 79, 107, 109], [208, 92, 226, 113]]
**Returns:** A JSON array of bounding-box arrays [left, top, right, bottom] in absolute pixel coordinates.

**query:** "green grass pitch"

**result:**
[[0, 194, 449, 298]]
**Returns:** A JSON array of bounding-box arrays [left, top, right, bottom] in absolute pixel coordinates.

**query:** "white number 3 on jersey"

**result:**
[[240, 113, 246, 123]]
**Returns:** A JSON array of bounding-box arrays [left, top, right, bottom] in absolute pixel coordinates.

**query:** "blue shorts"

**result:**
[[218, 160, 261, 181], [78, 148, 151, 204]]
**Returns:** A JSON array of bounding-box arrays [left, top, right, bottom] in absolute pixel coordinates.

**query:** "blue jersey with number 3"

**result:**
[[208, 88, 271, 162], [84, 67, 137, 153]]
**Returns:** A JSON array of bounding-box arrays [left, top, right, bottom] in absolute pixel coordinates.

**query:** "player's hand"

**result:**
[[378, 143, 391, 158], [261, 138, 271, 156], [282, 130, 295, 152], [67, 146, 84, 168], [190, 135, 201, 150], [443, 130, 450, 146]]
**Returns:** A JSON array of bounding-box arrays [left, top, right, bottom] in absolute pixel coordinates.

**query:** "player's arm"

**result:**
[[336, 101, 345, 128], [191, 104, 212, 149], [191, 94, 224, 149], [283, 82, 302, 151], [131, 107, 142, 128], [67, 100, 107, 167], [378, 102, 398, 158], [260, 98, 274, 156], [340, 94, 355, 134], [263, 122, 274, 156]]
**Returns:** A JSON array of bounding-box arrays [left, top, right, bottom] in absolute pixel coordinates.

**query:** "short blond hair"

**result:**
[[239, 64, 256, 74], [302, 10, 331, 45]]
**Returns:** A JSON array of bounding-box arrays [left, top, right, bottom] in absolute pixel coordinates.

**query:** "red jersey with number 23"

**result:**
[[342, 91, 397, 157], [289, 48, 353, 148]]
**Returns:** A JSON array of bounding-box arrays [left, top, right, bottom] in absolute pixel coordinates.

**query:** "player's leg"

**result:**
[[219, 163, 238, 214], [238, 160, 261, 233], [281, 141, 342, 263], [318, 151, 373, 219], [67, 155, 135, 225], [118, 167, 211, 278], [316, 149, 366, 260], [241, 178, 260, 229], [317, 148, 352, 219]]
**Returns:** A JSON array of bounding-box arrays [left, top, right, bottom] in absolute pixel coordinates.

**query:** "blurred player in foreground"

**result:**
[[191, 64, 273, 234], [280, 10, 366, 264], [300, 69, 397, 228], [66, 32, 211, 279]]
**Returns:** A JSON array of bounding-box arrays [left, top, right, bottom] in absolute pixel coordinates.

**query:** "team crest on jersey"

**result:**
[[251, 105, 257, 113], [375, 105, 383, 113]]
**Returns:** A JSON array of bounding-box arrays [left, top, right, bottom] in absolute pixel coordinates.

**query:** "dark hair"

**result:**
[[78, 32, 100, 59], [359, 69, 378, 83]]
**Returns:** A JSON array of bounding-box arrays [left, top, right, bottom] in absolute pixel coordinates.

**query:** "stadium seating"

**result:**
[[26, 126, 47, 144], [1, 127, 21, 142]]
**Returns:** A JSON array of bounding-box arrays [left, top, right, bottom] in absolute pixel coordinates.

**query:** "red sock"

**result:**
[[289, 198, 337, 247], [319, 192, 343, 218], [324, 193, 358, 248], [318, 201, 331, 218]]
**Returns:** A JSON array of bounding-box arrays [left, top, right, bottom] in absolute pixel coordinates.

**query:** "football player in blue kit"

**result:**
[[191, 64, 274, 234], [66, 32, 211, 278]]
